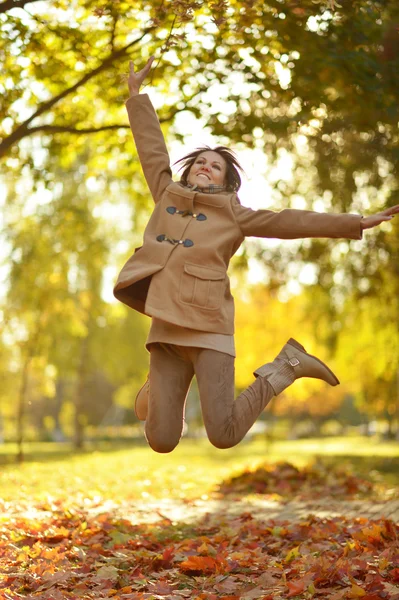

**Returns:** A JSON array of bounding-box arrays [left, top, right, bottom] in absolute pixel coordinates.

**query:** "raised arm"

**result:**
[[126, 57, 173, 203], [233, 200, 399, 240], [233, 202, 363, 240]]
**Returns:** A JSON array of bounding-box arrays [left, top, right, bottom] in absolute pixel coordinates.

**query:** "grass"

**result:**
[[0, 435, 398, 504]]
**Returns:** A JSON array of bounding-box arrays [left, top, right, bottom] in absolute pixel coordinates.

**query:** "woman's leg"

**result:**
[[145, 343, 194, 453], [192, 349, 275, 449], [193, 338, 339, 449]]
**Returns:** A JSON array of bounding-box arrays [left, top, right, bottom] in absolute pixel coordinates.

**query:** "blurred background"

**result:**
[[1, 0, 398, 462]]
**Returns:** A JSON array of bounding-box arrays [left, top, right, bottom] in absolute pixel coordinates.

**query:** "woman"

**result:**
[[114, 57, 398, 453]]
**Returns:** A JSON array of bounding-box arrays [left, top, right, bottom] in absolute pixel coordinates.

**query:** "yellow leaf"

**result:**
[[379, 557, 389, 570], [198, 542, 209, 554], [284, 546, 301, 563], [348, 583, 366, 598], [308, 582, 317, 595]]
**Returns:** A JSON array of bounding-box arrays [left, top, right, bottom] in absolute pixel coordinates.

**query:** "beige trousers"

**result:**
[[145, 342, 275, 453]]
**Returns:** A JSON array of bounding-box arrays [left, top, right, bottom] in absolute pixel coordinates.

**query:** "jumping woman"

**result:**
[[114, 57, 399, 453]]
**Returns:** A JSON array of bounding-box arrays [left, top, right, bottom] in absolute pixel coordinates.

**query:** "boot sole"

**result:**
[[287, 338, 340, 386]]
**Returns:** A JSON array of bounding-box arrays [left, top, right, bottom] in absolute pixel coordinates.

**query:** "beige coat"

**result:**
[[113, 94, 362, 335]]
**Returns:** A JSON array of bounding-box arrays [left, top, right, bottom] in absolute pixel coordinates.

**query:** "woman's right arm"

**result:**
[[125, 57, 173, 203]]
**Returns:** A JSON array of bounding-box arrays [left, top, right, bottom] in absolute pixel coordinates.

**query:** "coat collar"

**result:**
[[165, 182, 233, 208]]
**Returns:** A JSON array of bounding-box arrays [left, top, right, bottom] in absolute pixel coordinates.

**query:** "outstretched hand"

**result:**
[[360, 204, 399, 230], [128, 56, 155, 96]]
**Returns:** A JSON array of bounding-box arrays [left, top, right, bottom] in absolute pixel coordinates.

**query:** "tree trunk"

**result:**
[[396, 366, 399, 440], [73, 335, 89, 449], [52, 378, 66, 442], [16, 354, 31, 463]]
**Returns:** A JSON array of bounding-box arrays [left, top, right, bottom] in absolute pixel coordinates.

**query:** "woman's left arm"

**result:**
[[232, 201, 398, 240]]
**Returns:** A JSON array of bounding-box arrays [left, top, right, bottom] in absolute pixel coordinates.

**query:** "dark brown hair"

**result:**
[[173, 146, 244, 192]]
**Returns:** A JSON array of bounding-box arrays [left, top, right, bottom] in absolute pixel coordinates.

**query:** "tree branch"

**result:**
[[0, 0, 42, 13], [28, 124, 131, 135], [109, 10, 119, 53], [145, 15, 177, 89], [25, 106, 189, 136], [0, 27, 156, 158]]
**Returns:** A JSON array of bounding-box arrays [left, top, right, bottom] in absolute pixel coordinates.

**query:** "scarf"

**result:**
[[180, 181, 227, 194]]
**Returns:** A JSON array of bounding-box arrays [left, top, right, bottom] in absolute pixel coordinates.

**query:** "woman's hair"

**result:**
[[173, 145, 244, 192]]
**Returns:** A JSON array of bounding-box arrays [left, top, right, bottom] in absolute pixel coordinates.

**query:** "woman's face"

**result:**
[[187, 151, 227, 187]]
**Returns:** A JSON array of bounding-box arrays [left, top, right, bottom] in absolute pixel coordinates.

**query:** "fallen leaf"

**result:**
[[95, 565, 119, 580], [180, 555, 226, 574], [286, 578, 306, 597], [241, 587, 269, 599], [347, 583, 367, 597]]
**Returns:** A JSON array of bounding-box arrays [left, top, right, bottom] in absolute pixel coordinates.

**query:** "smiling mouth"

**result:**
[[197, 173, 210, 179]]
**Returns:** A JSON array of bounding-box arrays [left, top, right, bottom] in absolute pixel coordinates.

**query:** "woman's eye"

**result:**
[[214, 165, 221, 170]]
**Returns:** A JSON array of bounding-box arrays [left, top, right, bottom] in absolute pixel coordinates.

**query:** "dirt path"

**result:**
[[116, 495, 399, 525], [3, 495, 398, 526]]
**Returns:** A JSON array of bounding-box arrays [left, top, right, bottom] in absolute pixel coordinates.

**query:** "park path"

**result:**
[[3, 494, 398, 525], [119, 495, 399, 525]]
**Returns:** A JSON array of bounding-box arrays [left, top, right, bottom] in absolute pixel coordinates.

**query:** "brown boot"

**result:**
[[254, 338, 339, 396], [135, 376, 149, 421]]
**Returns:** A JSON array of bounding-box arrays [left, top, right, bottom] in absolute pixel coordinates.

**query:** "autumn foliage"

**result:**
[[217, 461, 374, 499], [1, 502, 398, 599], [1, 460, 398, 599]]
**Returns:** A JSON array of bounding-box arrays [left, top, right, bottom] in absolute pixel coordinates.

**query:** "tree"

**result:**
[[336, 293, 399, 435], [3, 0, 398, 169], [3, 148, 110, 453]]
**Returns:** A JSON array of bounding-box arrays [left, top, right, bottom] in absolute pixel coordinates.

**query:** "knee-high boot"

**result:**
[[253, 338, 339, 395]]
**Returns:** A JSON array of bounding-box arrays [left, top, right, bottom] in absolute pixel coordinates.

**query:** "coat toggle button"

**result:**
[[166, 206, 206, 221], [156, 234, 194, 247]]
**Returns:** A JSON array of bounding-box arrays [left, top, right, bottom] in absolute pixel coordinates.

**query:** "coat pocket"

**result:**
[[180, 263, 225, 310]]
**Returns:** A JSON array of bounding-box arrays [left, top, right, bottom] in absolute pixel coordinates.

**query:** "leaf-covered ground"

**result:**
[[217, 460, 376, 499], [1, 453, 399, 600], [1, 500, 398, 599]]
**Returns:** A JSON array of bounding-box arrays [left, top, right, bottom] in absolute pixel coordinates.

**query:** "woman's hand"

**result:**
[[360, 204, 399, 230], [128, 56, 155, 97]]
